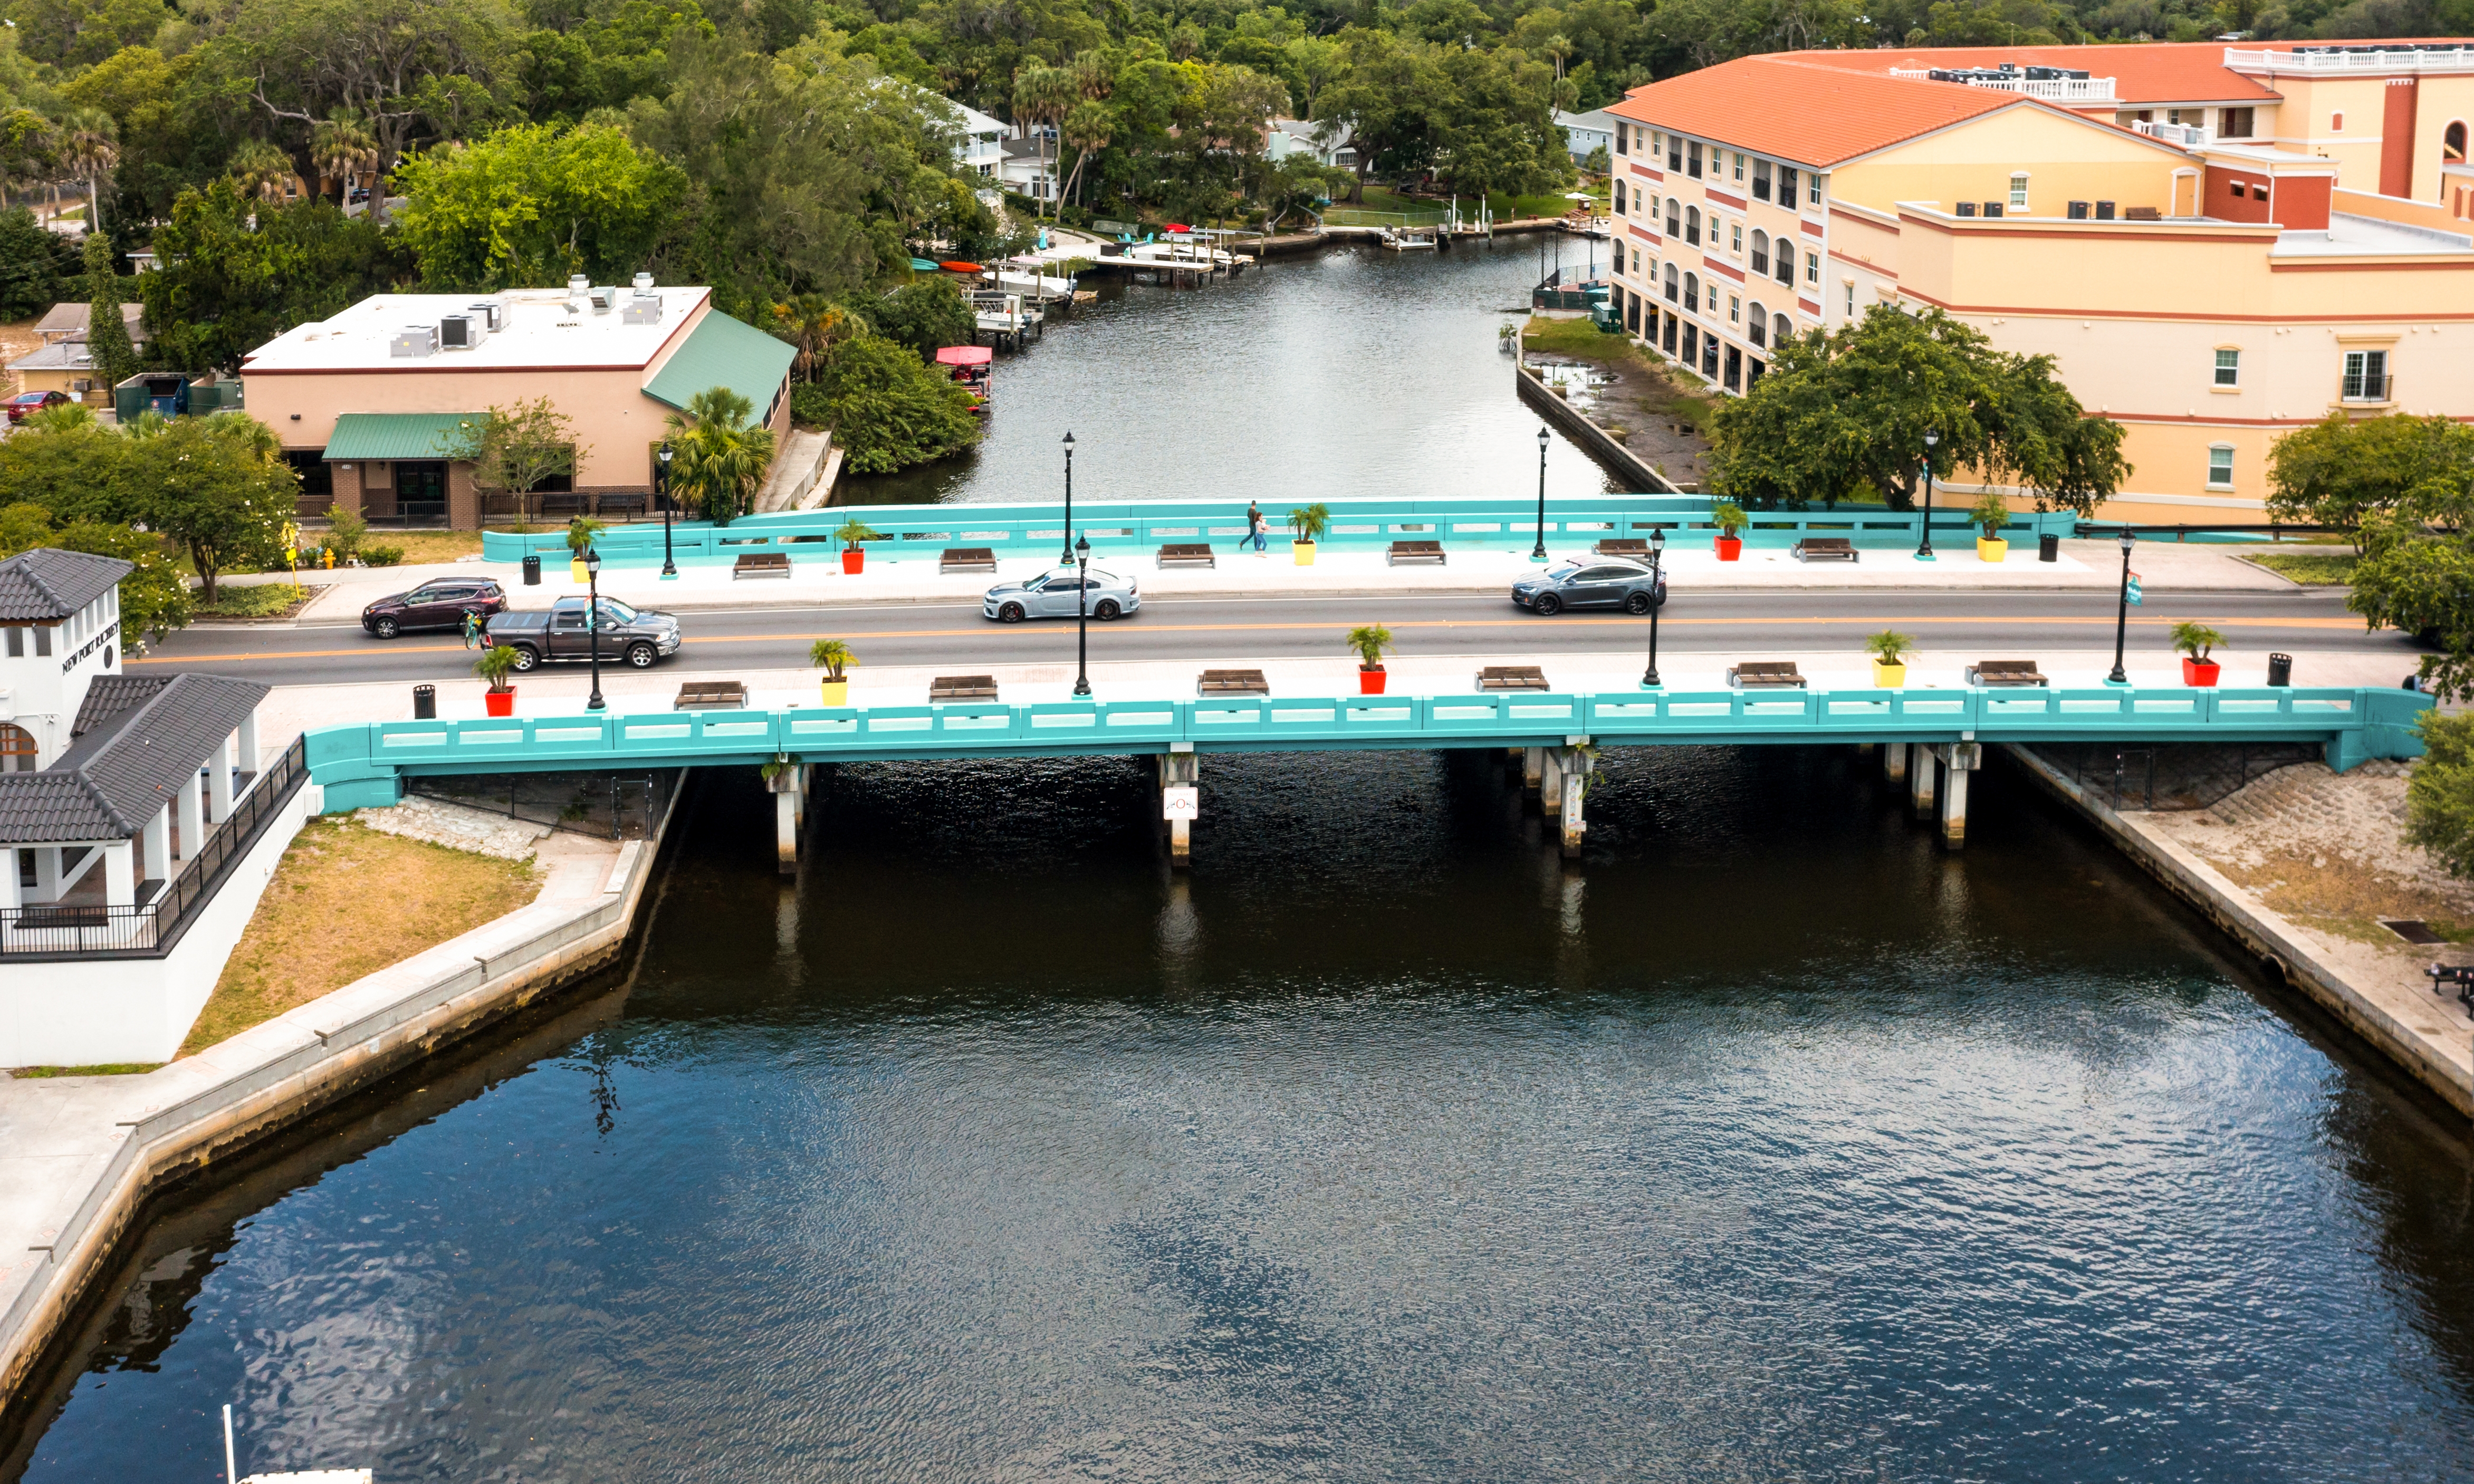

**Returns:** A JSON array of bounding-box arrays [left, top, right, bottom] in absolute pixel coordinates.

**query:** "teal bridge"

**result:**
[[307, 684, 2432, 863]]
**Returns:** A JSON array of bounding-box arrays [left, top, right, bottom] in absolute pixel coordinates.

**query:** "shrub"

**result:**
[[365, 545, 405, 567], [2406, 711, 2474, 879], [814, 332, 982, 475]]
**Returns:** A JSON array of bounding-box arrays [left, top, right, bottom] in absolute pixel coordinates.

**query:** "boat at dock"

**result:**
[[935, 344, 993, 412], [992, 256, 1078, 301], [1380, 226, 1440, 250]]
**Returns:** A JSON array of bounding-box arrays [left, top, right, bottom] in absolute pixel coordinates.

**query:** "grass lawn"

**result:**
[[181, 817, 541, 1056], [8, 1063, 164, 1078], [2242, 551, 2357, 585], [1523, 315, 1723, 436]]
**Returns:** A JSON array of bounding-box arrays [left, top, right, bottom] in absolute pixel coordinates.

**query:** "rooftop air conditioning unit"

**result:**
[[469, 300, 504, 332], [622, 294, 663, 325], [589, 286, 616, 313], [1955, 201, 1977, 217], [439, 313, 485, 349], [390, 325, 440, 358]]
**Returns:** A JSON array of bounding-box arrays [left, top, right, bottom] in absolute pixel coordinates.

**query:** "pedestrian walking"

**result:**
[[1246, 500, 1267, 556]]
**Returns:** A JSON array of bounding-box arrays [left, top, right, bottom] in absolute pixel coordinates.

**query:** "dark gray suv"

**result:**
[[1510, 558, 1668, 615]]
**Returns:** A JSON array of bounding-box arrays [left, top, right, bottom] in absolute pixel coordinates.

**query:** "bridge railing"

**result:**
[[308, 687, 2426, 803], [478, 496, 2083, 568]]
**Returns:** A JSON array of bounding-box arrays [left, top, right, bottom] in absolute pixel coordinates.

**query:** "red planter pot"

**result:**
[[1715, 536, 1742, 562], [484, 687, 516, 717], [842, 547, 865, 574], [2182, 658, 2222, 687], [1359, 667, 1388, 695]]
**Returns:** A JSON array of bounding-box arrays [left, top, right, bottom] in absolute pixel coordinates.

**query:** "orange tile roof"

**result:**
[[1786, 43, 2284, 104], [1606, 56, 2040, 168]]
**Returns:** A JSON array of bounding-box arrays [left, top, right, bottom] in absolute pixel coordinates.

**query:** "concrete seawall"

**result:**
[[0, 775, 692, 1413], [2005, 744, 2472, 1116], [1516, 361, 1683, 495]]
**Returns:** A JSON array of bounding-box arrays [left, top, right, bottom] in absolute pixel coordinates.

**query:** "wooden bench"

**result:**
[[930, 674, 999, 702], [1198, 668, 1268, 695], [535, 492, 592, 519], [675, 679, 749, 710], [597, 492, 648, 521], [1966, 660, 2049, 687], [1387, 539, 1447, 565], [939, 547, 998, 574], [732, 552, 791, 580], [1727, 661, 1806, 689], [1158, 543, 1217, 568], [1592, 537, 1651, 558], [1792, 537, 1859, 562], [1476, 665, 1549, 691]]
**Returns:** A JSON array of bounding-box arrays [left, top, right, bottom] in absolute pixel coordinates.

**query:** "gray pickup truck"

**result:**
[[483, 595, 683, 671]]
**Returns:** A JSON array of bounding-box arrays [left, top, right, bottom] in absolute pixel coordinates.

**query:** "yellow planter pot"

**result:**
[[570, 558, 590, 582], [1873, 662, 1906, 688], [1977, 537, 2008, 563], [817, 679, 849, 707], [1293, 541, 1317, 566]]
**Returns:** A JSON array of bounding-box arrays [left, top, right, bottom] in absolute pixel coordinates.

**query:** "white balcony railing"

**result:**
[[2225, 45, 2474, 74], [2135, 119, 2213, 148], [1890, 68, 2119, 102]]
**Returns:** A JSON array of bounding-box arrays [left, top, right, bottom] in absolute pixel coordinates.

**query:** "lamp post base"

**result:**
[[2104, 676, 2131, 686], [1530, 551, 1549, 563], [1913, 551, 1937, 562]]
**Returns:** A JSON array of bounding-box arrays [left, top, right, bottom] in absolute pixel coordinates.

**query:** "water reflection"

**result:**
[[9, 747, 2474, 1483], [838, 241, 1623, 507]]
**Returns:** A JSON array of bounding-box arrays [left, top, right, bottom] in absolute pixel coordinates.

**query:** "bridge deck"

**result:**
[[305, 686, 2431, 812]]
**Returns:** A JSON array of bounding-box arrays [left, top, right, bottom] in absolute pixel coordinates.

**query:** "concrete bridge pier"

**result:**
[[1540, 748, 1565, 821], [1158, 747, 1198, 869], [1927, 743, 1980, 847], [768, 760, 807, 875], [1909, 744, 1938, 821], [1554, 746, 1590, 859], [1883, 741, 1909, 784], [1522, 746, 1545, 801]]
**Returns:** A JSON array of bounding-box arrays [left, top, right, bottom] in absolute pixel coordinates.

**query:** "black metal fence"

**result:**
[[408, 770, 678, 843], [1, 735, 310, 958], [2025, 740, 2325, 813]]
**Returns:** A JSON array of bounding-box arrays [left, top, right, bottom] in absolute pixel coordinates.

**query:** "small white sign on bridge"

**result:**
[[1162, 786, 1198, 821]]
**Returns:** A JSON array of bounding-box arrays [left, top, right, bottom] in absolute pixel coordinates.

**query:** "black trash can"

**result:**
[[522, 553, 542, 585], [2266, 653, 2292, 687], [413, 683, 437, 719], [2038, 533, 2060, 562]]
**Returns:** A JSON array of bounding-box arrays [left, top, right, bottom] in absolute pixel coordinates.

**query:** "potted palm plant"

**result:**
[[811, 638, 852, 706], [1347, 623, 1393, 694], [1713, 500, 1748, 561], [474, 642, 522, 717], [1866, 629, 1913, 687], [1289, 503, 1330, 566], [565, 516, 605, 582], [835, 517, 881, 575], [1972, 493, 2011, 563], [2173, 621, 2227, 686]]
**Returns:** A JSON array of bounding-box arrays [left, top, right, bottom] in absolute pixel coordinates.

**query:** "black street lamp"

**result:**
[[1060, 430, 1077, 565], [657, 442, 676, 580], [1642, 526, 1666, 688], [1914, 427, 1940, 561], [2108, 526, 2136, 685], [1071, 532, 1092, 698], [1532, 425, 1551, 562], [584, 547, 607, 711]]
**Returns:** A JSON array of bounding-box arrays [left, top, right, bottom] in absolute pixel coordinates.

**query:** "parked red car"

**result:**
[[5, 390, 70, 423]]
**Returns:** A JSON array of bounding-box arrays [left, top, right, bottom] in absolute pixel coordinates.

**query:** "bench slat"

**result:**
[[940, 547, 999, 573]]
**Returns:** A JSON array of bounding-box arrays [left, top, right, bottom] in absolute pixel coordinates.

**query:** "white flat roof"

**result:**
[[239, 287, 711, 374], [2274, 211, 2474, 256]]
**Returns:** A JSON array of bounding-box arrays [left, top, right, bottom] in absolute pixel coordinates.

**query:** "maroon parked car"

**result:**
[[5, 390, 71, 423], [361, 578, 507, 639]]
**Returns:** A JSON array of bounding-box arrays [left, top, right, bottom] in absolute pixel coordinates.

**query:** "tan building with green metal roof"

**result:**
[[237, 280, 795, 529]]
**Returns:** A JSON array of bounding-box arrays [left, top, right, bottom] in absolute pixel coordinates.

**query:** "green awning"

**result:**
[[641, 310, 796, 417], [321, 412, 482, 462]]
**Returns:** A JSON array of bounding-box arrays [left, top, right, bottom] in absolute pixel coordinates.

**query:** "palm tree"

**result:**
[[1059, 100, 1113, 209], [767, 294, 857, 381], [1545, 34, 1574, 81], [57, 110, 117, 232], [227, 140, 296, 205], [312, 112, 378, 203], [664, 387, 776, 528], [1012, 63, 1075, 217]]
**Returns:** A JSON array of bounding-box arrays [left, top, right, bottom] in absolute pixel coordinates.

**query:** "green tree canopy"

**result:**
[[391, 119, 685, 288], [664, 386, 775, 525], [133, 414, 300, 600], [799, 329, 981, 476], [2267, 412, 2474, 538], [0, 503, 194, 646], [139, 182, 410, 373], [1708, 306, 2129, 515]]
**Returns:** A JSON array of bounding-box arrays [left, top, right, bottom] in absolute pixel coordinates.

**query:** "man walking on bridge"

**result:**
[[1246, 500, 1268, 556]]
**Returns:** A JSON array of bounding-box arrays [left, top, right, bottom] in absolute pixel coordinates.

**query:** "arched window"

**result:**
[[1748, 302, 1767, 347], [1683, 272, 1700, 313], [1775, 250, 1794, 287], [1684, 206, 1700, 246], [1774, 312, 1792, 347], [1614, 180, 1627, 214], [1663, 263, 1678, 302], [1750, 230, 1769, 275], [2446, 121, 2468, 163], [1665, 199, 1679, 236], [0, 722, 35, 774]]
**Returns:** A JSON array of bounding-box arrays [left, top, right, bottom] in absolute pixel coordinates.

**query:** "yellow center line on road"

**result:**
[[127, 611, 2367, 664]]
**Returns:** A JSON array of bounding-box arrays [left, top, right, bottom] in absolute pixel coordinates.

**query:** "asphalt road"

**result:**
[[130, 589, 2419, 687]]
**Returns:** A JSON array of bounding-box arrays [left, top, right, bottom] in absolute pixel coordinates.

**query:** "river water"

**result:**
[[11, 747, 2473, 1483], [840, 237, 1626, 506]]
